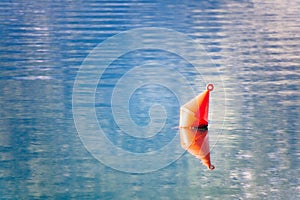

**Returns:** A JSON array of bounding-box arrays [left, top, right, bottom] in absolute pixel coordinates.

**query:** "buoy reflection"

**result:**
[[180, 127, 215, 170]]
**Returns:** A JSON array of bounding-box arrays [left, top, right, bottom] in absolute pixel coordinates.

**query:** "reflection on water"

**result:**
[[180, 128, 214, 170], [1, 0, 300, 199]]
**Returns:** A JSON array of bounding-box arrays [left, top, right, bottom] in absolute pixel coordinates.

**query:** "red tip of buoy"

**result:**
[[206, 83, 214, 92], [209, 165, 215, 170]]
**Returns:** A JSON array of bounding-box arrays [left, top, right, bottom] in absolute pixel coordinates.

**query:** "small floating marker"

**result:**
[[206, 83, 214, 92], [179, 84, 215, 170]]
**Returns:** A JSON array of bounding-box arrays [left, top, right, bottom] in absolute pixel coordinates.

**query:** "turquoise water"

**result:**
[[1, 0, 300, 199]]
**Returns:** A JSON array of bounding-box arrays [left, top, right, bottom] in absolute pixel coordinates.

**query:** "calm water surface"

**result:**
[[1, 0, 300, 199]]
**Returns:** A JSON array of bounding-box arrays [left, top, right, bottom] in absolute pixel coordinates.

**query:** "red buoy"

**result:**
[[179, 84, 215, 170], [179, 84, 213, 128]]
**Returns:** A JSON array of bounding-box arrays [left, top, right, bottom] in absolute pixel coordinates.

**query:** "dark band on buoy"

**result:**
[[206, 83, 214, 91], [193, 125, 208, 131]]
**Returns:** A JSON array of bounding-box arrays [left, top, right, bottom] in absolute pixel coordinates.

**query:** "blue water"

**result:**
[[1, 0, 300, 199]]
